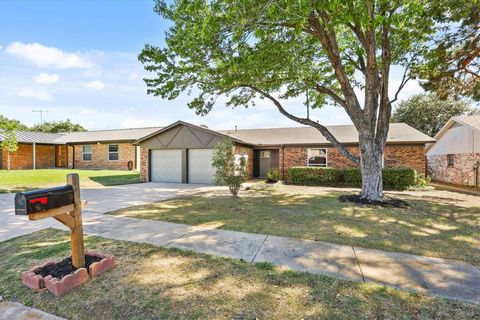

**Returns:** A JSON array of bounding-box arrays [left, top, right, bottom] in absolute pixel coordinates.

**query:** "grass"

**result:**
[[0, 229, 477, 319], [108, 189, 480, 265], [0, 169, 142, 193]]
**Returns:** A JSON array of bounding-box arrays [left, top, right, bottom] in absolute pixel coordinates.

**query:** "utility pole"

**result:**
[[32, 110, 49, 124]]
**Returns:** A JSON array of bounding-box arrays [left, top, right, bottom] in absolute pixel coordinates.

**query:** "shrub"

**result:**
[[288, 167, 343, 186], [266, 168, 281, 183], [287, 166, 419, 190]]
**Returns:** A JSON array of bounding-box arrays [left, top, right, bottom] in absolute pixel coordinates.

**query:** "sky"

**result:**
[[0, 0, 424, 131]]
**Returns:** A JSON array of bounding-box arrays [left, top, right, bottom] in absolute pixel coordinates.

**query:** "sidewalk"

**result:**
[[0, 301, 65, 320], [53, 211, 480, 304]]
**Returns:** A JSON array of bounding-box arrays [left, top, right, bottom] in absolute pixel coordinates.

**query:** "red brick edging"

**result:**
[[21, 252, 115, 296]]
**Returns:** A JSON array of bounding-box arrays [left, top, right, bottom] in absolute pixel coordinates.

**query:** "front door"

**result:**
[[55, 145, 66, 167], [258, 149, 279, 178]]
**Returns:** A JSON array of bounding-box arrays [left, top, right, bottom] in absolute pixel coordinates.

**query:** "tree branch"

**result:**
[[242, 84, 360, 165], [314, 83, 347, 108]]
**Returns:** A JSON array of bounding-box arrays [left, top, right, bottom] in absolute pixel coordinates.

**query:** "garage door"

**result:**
[[150, 150, 182, 183], [188, 149, 215, 184]]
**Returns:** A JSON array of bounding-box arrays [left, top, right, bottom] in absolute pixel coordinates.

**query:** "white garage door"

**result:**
[[150, 149, 182, 183], [188, 149, 215, 184]]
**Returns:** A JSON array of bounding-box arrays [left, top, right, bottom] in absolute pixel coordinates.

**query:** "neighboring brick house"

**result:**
[[0, 128, 159, 171], [427, 115, 480, 187], [135, 121, 434, 184]]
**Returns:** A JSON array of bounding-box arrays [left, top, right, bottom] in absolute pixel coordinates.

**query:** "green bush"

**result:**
[[287, 166, 419, 190], [266, 168, 281, 182], [288, 167, 344, 186]]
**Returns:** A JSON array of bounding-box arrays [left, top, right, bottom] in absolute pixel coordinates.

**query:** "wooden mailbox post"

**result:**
[[16, 174, 86, 268]]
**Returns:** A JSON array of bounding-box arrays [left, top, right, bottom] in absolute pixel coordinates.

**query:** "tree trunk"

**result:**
[[7, 151, 10, 171], [359, 136, 384, 201]]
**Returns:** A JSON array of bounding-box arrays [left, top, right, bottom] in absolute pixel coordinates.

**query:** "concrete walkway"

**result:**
[[0, 301, 65, 320], [51, 212, 480, 304]]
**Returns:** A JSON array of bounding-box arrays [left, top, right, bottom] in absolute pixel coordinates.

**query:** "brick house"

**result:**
[[427, 115, 480, 187], [135, 121, 434, 183], [0, 127, 159, 171], [1, 120, 433, 184]]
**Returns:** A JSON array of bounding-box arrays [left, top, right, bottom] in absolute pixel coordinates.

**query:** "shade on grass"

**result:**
[[108, 190, 480, 265], [0, 229, 477, 319]]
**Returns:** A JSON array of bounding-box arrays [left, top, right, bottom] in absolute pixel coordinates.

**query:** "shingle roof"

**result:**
[[53, 127, 163, 144], [0, 131, 64, 144], [221, 123, 435, 146]]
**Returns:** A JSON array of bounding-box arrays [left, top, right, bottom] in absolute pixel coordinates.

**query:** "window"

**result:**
[[108, 144, 119, 161], [82, 145, 92, 161], [447, 154, 454, 167], [308, 148, 327, 167], [260, 151, 270, 158]]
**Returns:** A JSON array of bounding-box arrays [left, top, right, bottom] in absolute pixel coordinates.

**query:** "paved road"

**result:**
[[0, 182, 218, 242]]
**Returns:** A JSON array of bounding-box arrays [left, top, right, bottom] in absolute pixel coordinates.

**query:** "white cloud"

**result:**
[[6, 42, 92, 69], [33, 73, 59, 85], [16, 89, 52, 101], [84, 80, 105, 90]]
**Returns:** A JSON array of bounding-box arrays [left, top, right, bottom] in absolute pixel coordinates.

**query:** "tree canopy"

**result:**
[[0, 115, 29, 131], [140, 0, 476, 201], [391, 93, 478, 137], [30, 119, 86, 133]]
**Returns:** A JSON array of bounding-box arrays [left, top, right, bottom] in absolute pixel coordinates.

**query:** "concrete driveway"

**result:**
[[0, 182, 219, 242]]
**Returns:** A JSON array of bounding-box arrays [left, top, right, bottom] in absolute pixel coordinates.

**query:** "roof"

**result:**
[[53, 127, 162, 144], [135, 120, 255, 145], [221, 123, 435, 146], [0, 131, 64, 144]]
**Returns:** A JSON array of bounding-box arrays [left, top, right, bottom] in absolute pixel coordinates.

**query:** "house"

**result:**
[[1, 120, 434, 184], [0, 127, 160, 171], [426, 115, 480, 187], [135, 121, 434, 183]]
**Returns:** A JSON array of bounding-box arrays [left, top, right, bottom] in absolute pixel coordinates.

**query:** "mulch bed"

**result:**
[[338, 194, 409, 208], [36, 255, 102, 279]]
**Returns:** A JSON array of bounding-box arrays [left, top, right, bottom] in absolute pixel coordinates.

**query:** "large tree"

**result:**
[[139, 0, 471, 201], [391, 93, 478, 137], [0, 115, 28, 131]]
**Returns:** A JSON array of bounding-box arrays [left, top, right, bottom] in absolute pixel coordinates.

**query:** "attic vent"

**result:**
[[200, 124, 209, 128]]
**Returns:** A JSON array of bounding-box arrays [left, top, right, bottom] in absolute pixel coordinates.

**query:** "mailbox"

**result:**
[[15, 185, 75, 215]]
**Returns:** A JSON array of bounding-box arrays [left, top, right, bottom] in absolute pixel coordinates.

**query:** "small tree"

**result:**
[[211, 138, 247, 197], [0, 121, 19, 171]]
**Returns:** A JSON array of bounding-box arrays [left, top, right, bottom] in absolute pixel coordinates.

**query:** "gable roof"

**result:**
[[135, 120, 255, 145], [221, 123, 434, 146], [0, 131, 64, 144]]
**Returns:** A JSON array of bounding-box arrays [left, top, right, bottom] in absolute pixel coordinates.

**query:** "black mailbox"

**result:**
[[14, 185, 75, 215]]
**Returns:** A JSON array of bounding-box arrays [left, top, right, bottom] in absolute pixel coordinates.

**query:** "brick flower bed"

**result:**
[[22, 252, 115, 296]]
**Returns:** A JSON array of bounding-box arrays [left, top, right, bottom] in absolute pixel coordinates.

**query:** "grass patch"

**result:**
[[0, 169, 142, 193], [0, 229, 477, 319], [109, 190, 480, 265]]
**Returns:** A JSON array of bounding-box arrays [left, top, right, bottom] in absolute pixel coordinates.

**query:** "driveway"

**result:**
[[0, 182, 219, 242]]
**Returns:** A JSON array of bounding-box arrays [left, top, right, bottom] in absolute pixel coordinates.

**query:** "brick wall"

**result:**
[[427, 153, 480, 187], [281, 144, 426, 178], [72, 143, 137, 170], [0, 143, 56, 170], [234, 145, 253, 179], [140, 147, 149, 181], [35, 145, 55, 169]]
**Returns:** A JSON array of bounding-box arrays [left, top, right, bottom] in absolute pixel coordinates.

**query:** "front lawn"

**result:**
[[0, 169, 142, 193], [0, 229, 477, 319], [108, 186, 480, 265]]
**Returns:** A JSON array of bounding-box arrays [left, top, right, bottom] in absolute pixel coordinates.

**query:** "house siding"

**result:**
[[72, 143, 138, 170], [281, 144, 426, 179], [234, 145, 254, 179], [0, 143, 56, 170]]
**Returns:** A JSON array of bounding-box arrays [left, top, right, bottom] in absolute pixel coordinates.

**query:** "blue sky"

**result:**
[[0, 0, 424, 130]]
